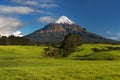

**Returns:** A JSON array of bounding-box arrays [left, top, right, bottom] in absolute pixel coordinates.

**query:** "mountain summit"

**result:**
[[25, 16, 119, 44], [55, 16, 74, 24]]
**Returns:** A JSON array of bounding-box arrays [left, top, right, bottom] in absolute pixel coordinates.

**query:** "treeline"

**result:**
[[0, 35, 30, 45]]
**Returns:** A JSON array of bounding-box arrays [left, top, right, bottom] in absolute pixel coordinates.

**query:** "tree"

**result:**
[[44, 33, 82, 57], [60, 33, 82, 52]]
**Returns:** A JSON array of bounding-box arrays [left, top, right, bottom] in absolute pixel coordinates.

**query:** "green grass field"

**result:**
[[0, 44, 120, 80]]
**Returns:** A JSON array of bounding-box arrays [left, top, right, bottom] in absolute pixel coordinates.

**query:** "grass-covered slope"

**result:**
[[0, 45, 119, 80]]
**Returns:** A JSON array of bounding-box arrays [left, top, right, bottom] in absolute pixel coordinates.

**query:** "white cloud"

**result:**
[[12, 31, 24, 37], [0, 5, 34, 14], [39, 0, 54, 3], [39, 3, 58, 8], [35, 10, 53, 15], [0, 16, 23, 35], [12, 0, 58, 8], [12, 0, 54, 4], [106, 31, 120, 36], [12, 0, 26, 4], [107, 37, 118, 40], [12, 0, 39, 6], [106, 31, 120, 40], [38, 16, 56, 23], [106, 31, 114, 34], [24, 1, 39, 6], [116, 32, 120, 36]]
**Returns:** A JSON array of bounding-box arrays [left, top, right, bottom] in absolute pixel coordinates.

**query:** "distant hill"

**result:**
[[25, 16, 120, 44]]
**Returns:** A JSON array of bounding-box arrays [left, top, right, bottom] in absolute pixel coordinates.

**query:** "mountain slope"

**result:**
[[25, 16, 120, 44]]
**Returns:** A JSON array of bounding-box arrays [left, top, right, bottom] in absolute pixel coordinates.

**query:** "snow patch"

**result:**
[[55, 16, 74, 24]]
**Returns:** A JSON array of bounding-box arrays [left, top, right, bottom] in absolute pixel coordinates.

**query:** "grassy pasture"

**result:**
[[0, 44, 119, 80]]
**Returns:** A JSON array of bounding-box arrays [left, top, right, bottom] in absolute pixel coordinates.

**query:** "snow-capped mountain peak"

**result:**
[[55, 16, 74, 24]]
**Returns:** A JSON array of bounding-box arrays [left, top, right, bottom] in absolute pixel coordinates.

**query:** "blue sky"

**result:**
[[0, 0, 120, 40]]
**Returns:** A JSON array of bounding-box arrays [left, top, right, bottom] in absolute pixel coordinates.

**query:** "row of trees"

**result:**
[[0, 35, 30, 45]]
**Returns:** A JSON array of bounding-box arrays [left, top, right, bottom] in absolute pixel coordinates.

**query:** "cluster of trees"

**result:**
[[44, 33, 82, 57], [0, 35, 30, 45]]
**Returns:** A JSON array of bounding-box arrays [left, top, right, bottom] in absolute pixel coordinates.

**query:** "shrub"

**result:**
[[91, 48, 102, 52], [44, 46, 60, 57]]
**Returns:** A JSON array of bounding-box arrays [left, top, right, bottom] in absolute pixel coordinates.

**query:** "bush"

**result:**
[[44, 46, 72, 57], [44, 46, 60, 57], [91, 48, 101, 52]]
